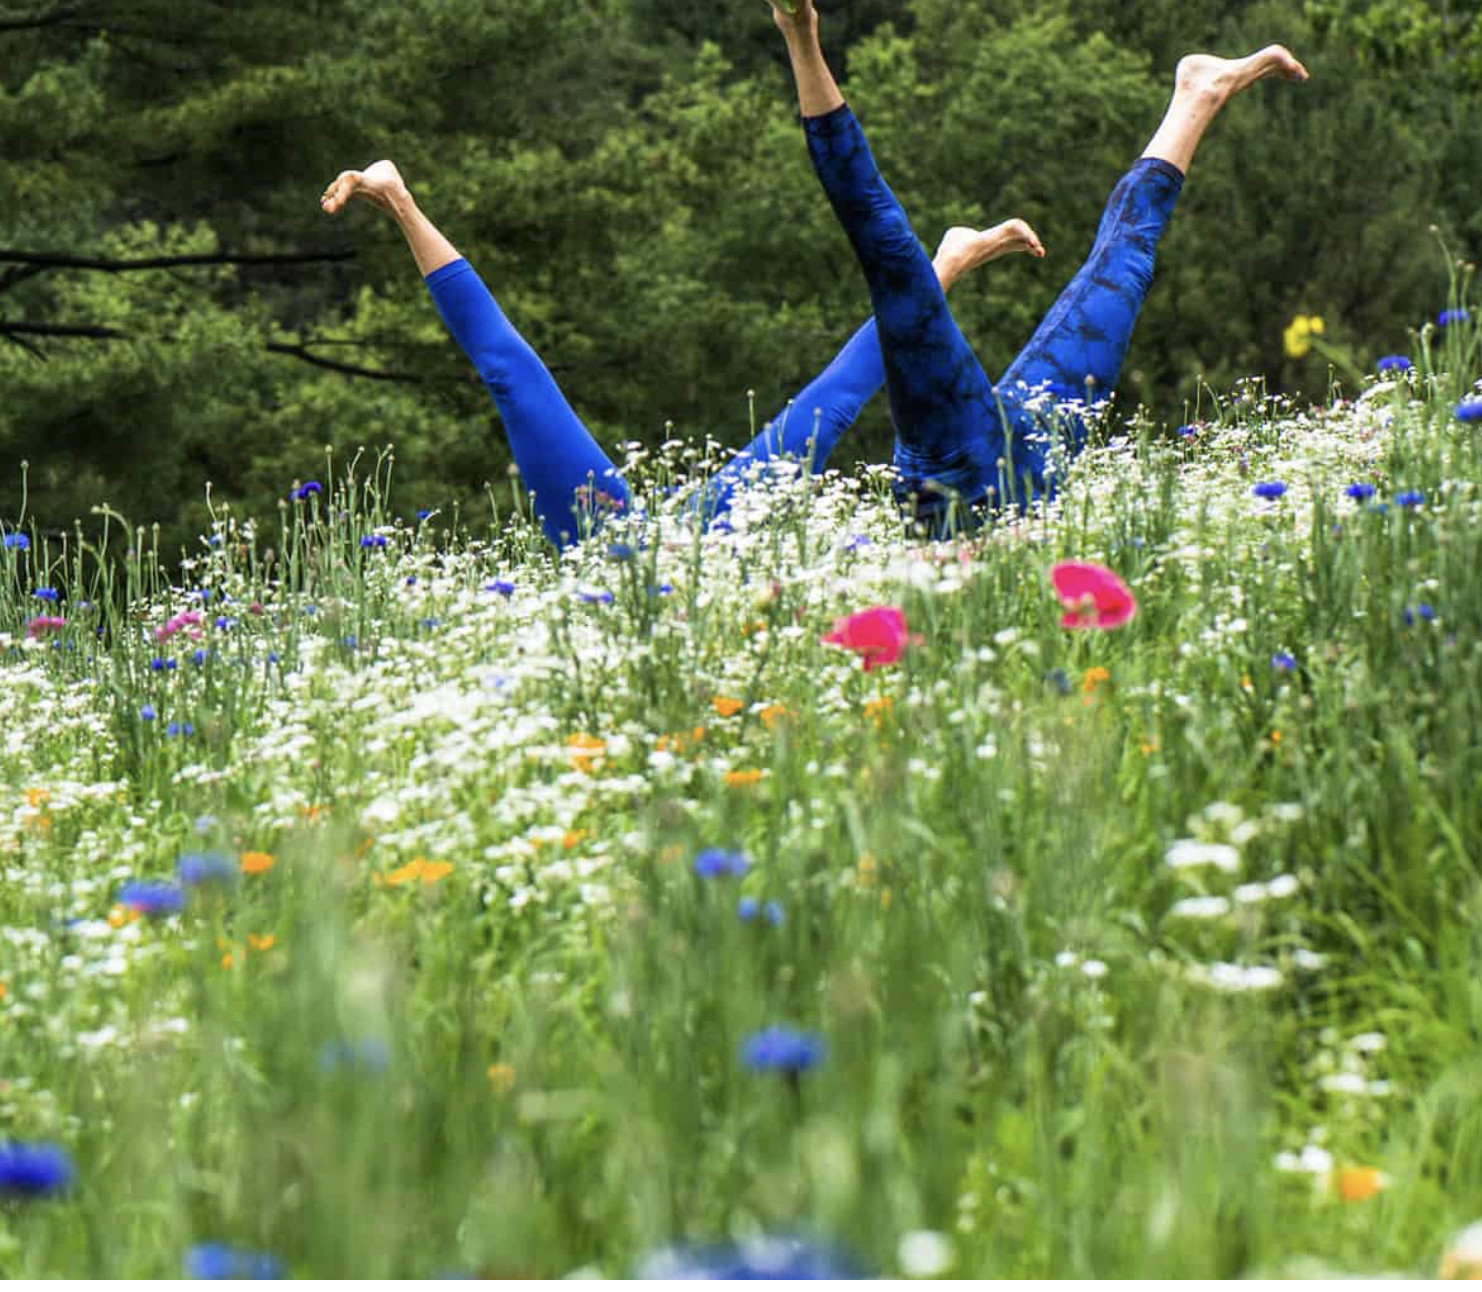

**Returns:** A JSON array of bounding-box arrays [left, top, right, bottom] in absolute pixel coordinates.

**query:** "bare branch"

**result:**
[[1, 320, 125, 339], [0, 248, 357, 274], [264, 342, 424, 383], [0, 5, 87, 34]]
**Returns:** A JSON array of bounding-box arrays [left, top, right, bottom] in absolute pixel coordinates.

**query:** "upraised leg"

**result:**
[[321, 161, 628, 547]]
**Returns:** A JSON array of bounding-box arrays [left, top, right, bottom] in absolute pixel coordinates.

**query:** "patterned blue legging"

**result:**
[[425, 259, 886, 548], [804, 102, 1184, 526]]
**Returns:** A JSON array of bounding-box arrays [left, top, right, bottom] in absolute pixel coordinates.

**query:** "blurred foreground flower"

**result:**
[[185, 1243, 285, 1279], [1050, 562, 1136, 630], [637, 1234, 860, 1279], [318, 1038, 391, 1074], [1252, 481, 1288, 500], [741, 1026, 825, 1075], [1441, 1222, 1482, 1279], [1457, 400, 1482, 424], [118, 880, 185, 916], [1375, 355, 1411, 374], [821, 605, 918, 671], [694, 848, 749, 879], [0, 1141, 74, 1197], [177, 852, 236, 887], [1438, 308, 1471, 327], [1283, 313, 1325, 359]]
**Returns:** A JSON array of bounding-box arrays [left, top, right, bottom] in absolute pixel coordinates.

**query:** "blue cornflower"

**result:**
[[118, 880, 185, 916], [292, 481, 322, 501], [739, 897, 784, 927], [318, 1037, 391, 1074], [580, 589, 614, 605], [1044, 668, 1072, 696], [845, 533, 873, 551], [636, 1236, 862, 1280], [1345, 483, 1376, 501], [693, 848, 749, 879], [1438, 309, 1470, 327], [185, 1243, 286, 1280], [647, 582, 674, 598], [1396, 490, 1425, 508], [214, 616, 230, 629], [0, 1142, 74, 1197], [343, 635, 357, 649], [416, 509, 433, 521], [194, 815, 218, 834], [2, 532, 29, 551], [150, 657, 177, 672], [420, 617, 440, 629], [1176, 424, 1198, 439], [1403, 604, 1438, 626], [486, 580, 516, 597], [741, 1026, 826, 1075], [405, 576, 417, 587], [140, 704, 157, 721], [359, 534, 388, 549], [165, 721, 195, 738], [33, 587, 59, 602], [1376, 355, 1412, 373], [266, 651, 280, 665], [192, 648, 208, 666], [710, 516, 735, 536], [1252, 482, 1287, 500], [1271, 652, 1298, 671], [177, 851, 234, 886], [606, 542, 635, 562], [1456, 400, 1482, 424]]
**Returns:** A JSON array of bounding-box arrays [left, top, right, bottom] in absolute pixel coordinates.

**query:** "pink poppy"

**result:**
[[821, 605, 919, 671], [1050, 562, 1137, 630]]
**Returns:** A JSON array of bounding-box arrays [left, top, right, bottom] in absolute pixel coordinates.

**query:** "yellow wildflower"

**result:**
[[385, 857, 454, 887], [759, 703, 791, 730], [1283, 313, 1326, 359], [221, 952, 235, 970], [857, 853, 879, 887], [711, 695, 744, 718], [1081, 666, 1111, 694], [863, 695, 894, 726], [723, 768, 764, 788], [562, 828, 588, 850], [241, 851, 275, 876], [24, 788, 50, 809], [107, 905, 140, 930], [1335, 1165, 1387, 1202], [247, 934, 276, 952], [567, 732, 606, 773], [487, 1062, 517, 1094]]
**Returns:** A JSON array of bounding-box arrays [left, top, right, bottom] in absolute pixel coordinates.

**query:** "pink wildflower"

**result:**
[[1050, 562, 1137, 630], [155, 611, 204, 643], [821, 605, 919, 671], [26, 615, 67, 638]]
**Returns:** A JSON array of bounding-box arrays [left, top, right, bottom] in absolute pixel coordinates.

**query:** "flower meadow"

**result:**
[[3, 301, 1482, 1277]]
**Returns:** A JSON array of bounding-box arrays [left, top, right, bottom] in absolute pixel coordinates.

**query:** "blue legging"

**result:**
[[803, 103, 1183, 525], [425, 259, 885, 548]]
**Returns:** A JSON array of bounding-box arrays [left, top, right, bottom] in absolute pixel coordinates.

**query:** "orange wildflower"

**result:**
[[247, 934, 276, 952], [1335, 1166, 1387, 1202], [562, 828, 589, 850], [221, 952, 235, 970], [711, 695, 744, 718], [1270, 729, 1283, 745], [1140, 737, 1161, 756], [759, 703, 791, 730], [107, 905, 140, 929], [385, 857, 454, 887], [241, 851, 275, 876], [24, 788, 50, 809], [567, 732, 606, 773], [1081, 666, 1111, 694], [723, 768, 764, 788], [862, 696, 894, 725], [487, 1062, 517, 1094]]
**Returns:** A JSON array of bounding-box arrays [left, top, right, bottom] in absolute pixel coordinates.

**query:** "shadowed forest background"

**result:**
[[3, 0, 1480, 557]]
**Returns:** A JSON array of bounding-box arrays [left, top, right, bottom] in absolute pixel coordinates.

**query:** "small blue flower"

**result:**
[[150, 657, 177, 672], [1438, 309, 1470, 327], [1456, 400, 1482, 424], [1252, 482, 1287, 500], [1176, 424, 1198, 439], [177, 851, 234, 886], [1271, 652, 1298, 671], [1376, 355, 1412, 373], [1403, 603, 1437, 626], [343, 635, 357, 649], [1396, 490, 1425, 508], [292, 481, 322, 501], [214, 616, 231, 630], [845, 533, 873, 551], [486, 580, 516, 597], [694, 848, 749, 879], [185, 1243, 286, 1280], [405, 576, 417, 586], [140, 704, 157, 721], [636, 1236, 862, 1280], [318, 1038, 391, 1074], [360, 534, 388, 549], [580, 589, 614, 605], [2, 532, 29, 551], [1345, 483, 1376, 501], [266, 651, 280, 665], [416, 509, 433, 521], [738, 897, 785, 927], [606, 542, 636, 562], [194, 815, 218, 835], [33, 587, 59, 602], [118, 880, 185, 916], [420, 617, 440, 629], [192, 648, 208, 666], [647, 582, 674, 598], [1044, 668, 1072, 696], [741, 1026, 825, 1075], [0, 1142, 75, 1197], [165, 721, 195, 738]]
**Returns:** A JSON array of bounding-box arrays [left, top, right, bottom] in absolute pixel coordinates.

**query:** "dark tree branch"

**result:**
[[0, 5, 86, 33], [0, 248, 357, 274], [2, 320, 125, 338], [264, 343, 424, 383]]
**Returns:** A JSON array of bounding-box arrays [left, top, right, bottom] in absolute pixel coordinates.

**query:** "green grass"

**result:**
[[2, 307, 1482, 1276]]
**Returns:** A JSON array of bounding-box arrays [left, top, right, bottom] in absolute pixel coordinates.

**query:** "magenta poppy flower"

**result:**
[[1050, 562, 1137, 630], [821, 606, 918, 671]]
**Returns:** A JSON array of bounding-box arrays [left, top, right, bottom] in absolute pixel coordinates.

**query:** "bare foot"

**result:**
[[935, 220, 1046, 289], [1175, 45, 1309, 106], [320, 160, 411, 217]]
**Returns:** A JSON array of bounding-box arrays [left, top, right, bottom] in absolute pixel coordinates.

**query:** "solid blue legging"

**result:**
[[803, 103, 1183, 523], [425, 259, 884, 548]]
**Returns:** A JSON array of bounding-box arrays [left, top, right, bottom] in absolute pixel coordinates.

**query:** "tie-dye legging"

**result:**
[[804, 102, 1184, 527], [426, 259, 886, 548]]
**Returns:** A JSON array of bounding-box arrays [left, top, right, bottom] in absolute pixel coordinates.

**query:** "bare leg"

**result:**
[[320, 161, 460, 278], [1142, 46, 1308, 176], [769, 0, 844, 118]]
